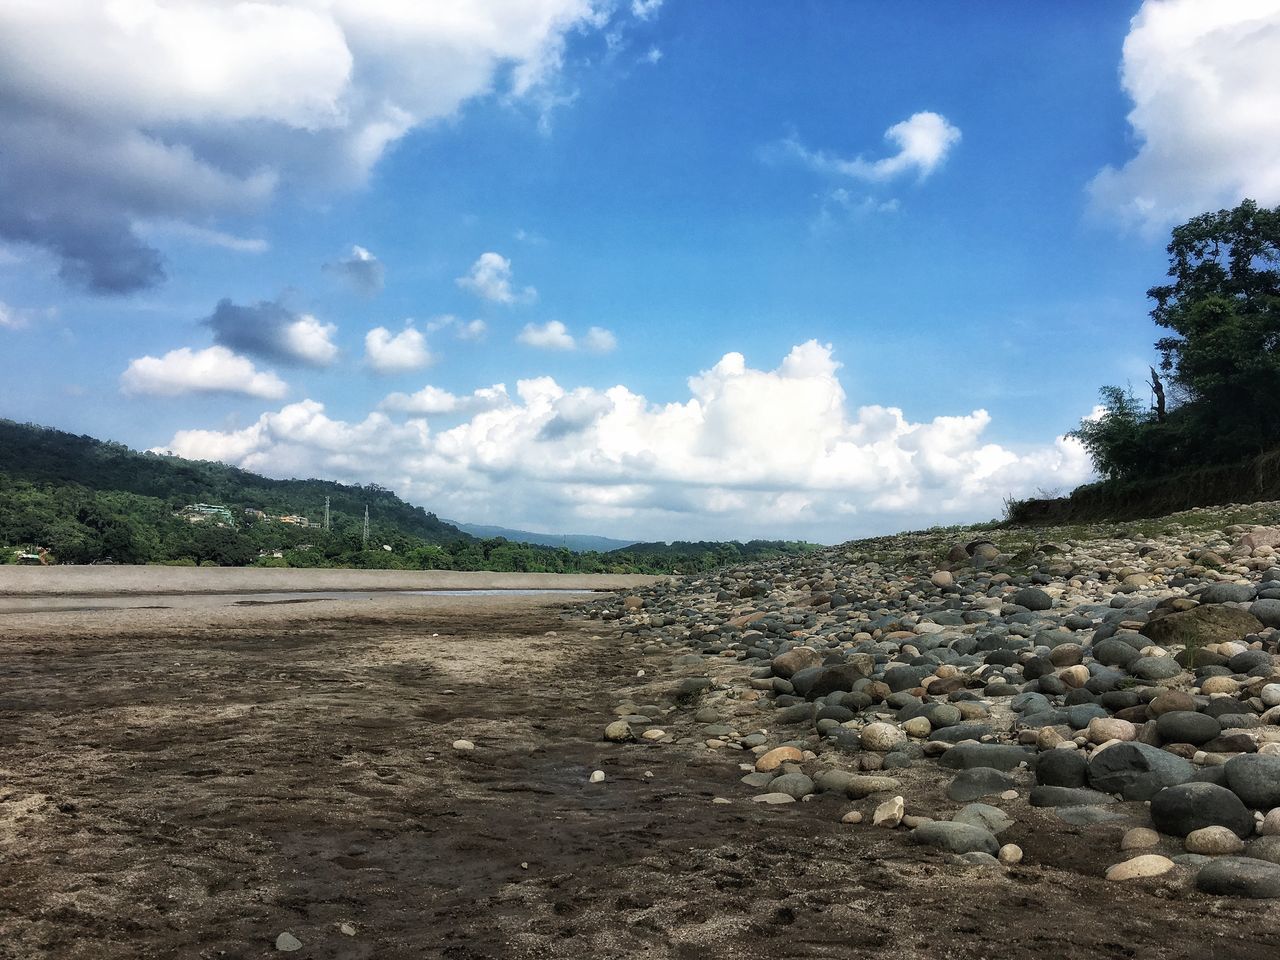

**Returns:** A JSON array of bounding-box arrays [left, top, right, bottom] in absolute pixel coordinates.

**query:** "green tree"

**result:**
[[1148, 198, 1280, 454], [1068, 385, 1152, 480]]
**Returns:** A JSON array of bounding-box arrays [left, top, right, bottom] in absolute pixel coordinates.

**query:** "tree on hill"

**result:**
[[1073, 198, 1280, 480]]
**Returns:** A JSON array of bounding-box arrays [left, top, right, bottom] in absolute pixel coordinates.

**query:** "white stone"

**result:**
[[1261, 684, 1280, 709], [589, 770, 606, 783], [872, 796, 905, 828], [861, 722, 906, 752], [452, 739, 475, 751], [998, 844, 1023, 865], [1105, 855, 1176, 881]]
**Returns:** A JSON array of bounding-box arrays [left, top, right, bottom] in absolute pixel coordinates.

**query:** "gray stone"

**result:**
[[1029, 785, 1118, 807], [1140, 605, 1264, 648], [1247, 836, 1280, 866], [953, 802, 1014, 835], [1224, 754, 1280, 809], [1130, 656, 1184, 682], [1149, 781, 1253, 838], [1087, 742, 1195, 801], [1012, 587, 1052, 611], [1195, 858, 1280, 899], [769, 773, 815, 800], [1198, 583, 1258, 605], [276, 933, 302, 953], [1036, 749, 1088, 787], [1155, 710, 1220, 746], [937, 743, 1034, 771], [947, 767, 1015, 802], [1251, 599, 1280, 629], [912, 821, 1000, 856]]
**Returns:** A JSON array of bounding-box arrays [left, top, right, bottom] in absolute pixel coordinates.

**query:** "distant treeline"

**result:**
[[0, 420, 816, 572]]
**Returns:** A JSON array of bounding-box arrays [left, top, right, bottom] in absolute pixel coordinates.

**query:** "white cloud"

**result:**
[[0, 1, 607, 292], [136, 220, 269, 253], [517, 320, 616, 351], [0, 300, 34, 330], [780, 112, 962, 183], [641, 46, 663, 65], [631, 0, 664, 20], [427, 315, 488, 341], [155, 341, 1093, 541], [518, 320, 576, 350], [1088, 0, 1280, 232], [365, 324, 433, 374], [582, 326, 618, 353], [381, 383, 510, 415], [121, 346, 287, 399], [325, 244, 385, 294], [456, 252, 536, 304], [204, 298, 339, 367]]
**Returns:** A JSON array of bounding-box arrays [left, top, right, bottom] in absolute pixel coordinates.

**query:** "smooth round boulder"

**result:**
[[1131, 656, 1184, 682], [1087, 717, 1137, 745], [1087, 742, 1195, 801], [771, 646, 824, 679], [755, 746, 804, 772], [1195, 858, 1280, 899], [1149, 781, 1254, 838], [1037, 749, 1088, 788], [912, 821, 1000, 856], [1156, 710, 1220, 746], [1012, 587, 1052, 611], [1224, 755, 1280, 809], [1105, 855, 1175, 881], [1185, 825, 1246, 855], [861, 722, 907, 752]]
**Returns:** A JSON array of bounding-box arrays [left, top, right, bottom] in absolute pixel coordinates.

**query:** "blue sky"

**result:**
[[2, 1, 1278, 542]]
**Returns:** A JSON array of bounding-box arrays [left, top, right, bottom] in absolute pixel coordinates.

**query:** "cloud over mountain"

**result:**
[[203, 298, 338, 367]]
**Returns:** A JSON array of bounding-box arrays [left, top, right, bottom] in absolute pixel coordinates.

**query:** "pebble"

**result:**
[[1121, 827, 1160, 851], [872, 796, 904, 828], [1185, 825, 1246, 855], [755, 746, 803, 772], [589, 770, 606, 783], [841, 810, 864, 824], [1105, 855, 1176, 881], [998, 844, 1023, 865], [451, 739, 475, 751], [275, 933, 302, 952], [339, 924, 356, 937]]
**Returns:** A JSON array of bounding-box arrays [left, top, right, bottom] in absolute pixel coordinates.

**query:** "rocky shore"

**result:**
[[580, 500, 1280, 899]]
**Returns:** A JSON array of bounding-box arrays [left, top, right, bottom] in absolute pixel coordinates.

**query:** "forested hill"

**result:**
[[0, 418, 819, 571], [0, 418, 464, 544]]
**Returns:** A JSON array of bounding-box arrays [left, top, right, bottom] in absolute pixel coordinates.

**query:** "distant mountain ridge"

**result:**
[[446, 521, 637, 553]]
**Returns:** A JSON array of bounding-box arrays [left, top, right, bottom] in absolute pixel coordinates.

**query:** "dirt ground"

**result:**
[[2, 595, 1279, 960]]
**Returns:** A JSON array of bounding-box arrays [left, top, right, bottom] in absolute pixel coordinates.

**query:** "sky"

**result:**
[[2, 0, 1280, 543]]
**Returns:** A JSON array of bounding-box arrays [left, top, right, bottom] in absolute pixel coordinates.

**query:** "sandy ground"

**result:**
[[0, 566, 661, 598], [2, 596, 1279, 959]]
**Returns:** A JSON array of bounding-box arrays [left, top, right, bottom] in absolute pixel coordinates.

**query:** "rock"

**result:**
[[339, 923, 356, 936], [1056, 806, 1127, 825], [771, 647, 824, 679], [1149, 782, 1254, 838], [603, 721, 633, 742], [931, 570, 954, 589], [1185, 825, 1246, 855], [1155, 711, 1220, 746], [1086, 717, 1137, 744], [452, 739, 476, 751], [1248, 836, 1280, 865], [953, 802, 1013, 835], [752, 792, 797, 804], [1029, 785, 1118, 807], [1121, 827, 1161, 850], [1261, 809, 1280, 836], [1105, 855, 1175, 881], [1087, 742, 1195, 801], [844, 775, 901, 799], [1195, 857, 1280, 898], [1261, 683, 1280, 708], [873, 795, 905, 828], [937, 743, 1034, 771], [1148, 691, 1198, 717], [1198, 583, 1258, 604], [1131, 656, 1184, 682], [1036, 750, 1088, 788], [947, 767, 1014, 802], [841, 810, 864, 824], [861, 722, 906, 752], [1252, 600, 1280, 629], [755, 746, 804, 772], [1140, 605, 1264, 648], [1012, 587, 1052, 611], [589, 770, 606, 783], [902, 716, 932, 738], [769, 773, 815, 800], [912, 821, 1000, 856], [1224, 755, 1280, 809], [276, 933, 302, 952], [998, 844, 1023, 865]]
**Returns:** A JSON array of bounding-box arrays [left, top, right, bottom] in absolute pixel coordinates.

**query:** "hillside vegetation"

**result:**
[[0, 419, 816, 572]]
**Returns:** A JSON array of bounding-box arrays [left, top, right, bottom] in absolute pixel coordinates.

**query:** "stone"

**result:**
[[1195, 857, 1280, 898], [947, 767, 1014, 802], [1036, 749, 1088, 788], [998, 844, 1023, 865], [931, 570, 954, 589], [861, 721, 906, 752], [953, 802, 1014, 835], [752, 792, 797, 804], [1131, 656, 1184, 682], [1140, 605, 1264, 649], [1261, 809, 1280, 836], [603, 721, 633, 742], [902, 716, 932, 738], [912, 821, 1000, 856], [844, 775, 902, 799], [1029, 785, 1117, 807], [1148, 691, 1199, 717], [755, 746, 803, 772], [1086, 717, 1137, 744], [873, 795, 905, 828], [1105, 855, 1175, 881], [1121, 827, 1160, 850], [769, 773, 815, 800], [1224, 755, 1280, 809], [841, 810, 864, 824], [937, 743, 1034, 771], [1252, 600, 1280, 630], [771, 646, 824, 679], [1261, 683, 1280, 708], [276, 933, 302, 952], [589, 770, 606, 783], [1185, 825, 1246, 855], [1149, 782, 1254, 838], [1012, 587, 1052, 611], [1087, 742, 1195, 801], [1199, 583, 1258, 604], [1155, 711, 1220, 746], [1248, 836, 1280, 865]]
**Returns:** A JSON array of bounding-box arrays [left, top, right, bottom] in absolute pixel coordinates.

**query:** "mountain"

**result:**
[[446, 521, 637, 553]]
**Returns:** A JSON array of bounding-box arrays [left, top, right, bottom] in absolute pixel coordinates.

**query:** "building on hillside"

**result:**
[[244, 508, 266, 520], [178, 504, 236, 526], [276, 515, 311, 527]]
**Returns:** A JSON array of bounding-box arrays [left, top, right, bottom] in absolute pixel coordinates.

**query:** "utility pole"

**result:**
[[362, 505, 369, 549], [323, 496, 330, 532]]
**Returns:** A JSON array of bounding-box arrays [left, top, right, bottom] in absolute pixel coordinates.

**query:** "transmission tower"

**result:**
[[362, 505, 369, 549], [323, 496, 330, 532]]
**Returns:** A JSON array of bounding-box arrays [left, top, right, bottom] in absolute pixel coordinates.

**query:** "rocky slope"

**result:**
[[577, 500, 1280, 898]]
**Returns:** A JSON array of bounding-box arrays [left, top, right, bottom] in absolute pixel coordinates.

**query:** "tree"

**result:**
[[1148, 198, 1280, 453], [1068, 386, 1153, 481]]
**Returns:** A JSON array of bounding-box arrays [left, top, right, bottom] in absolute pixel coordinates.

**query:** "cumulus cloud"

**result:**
[[1088, 0, 1280, 231], [380, 383, 510, 415], [456, 252, 536, 304], [518, 320, 616, 351], [426, 315, 488, 341], [778, 112, 962, 183], [204, 298, 339, 367], [632, 0, 664, 20], [325, 245, 385, 295], [519, 320, 576, 350], [0, 1, 607, 292], [365, 324, 432, 373], [154, 341, 1093, 541], [121, 346, 287, 399]]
